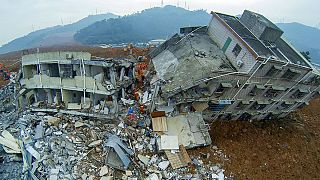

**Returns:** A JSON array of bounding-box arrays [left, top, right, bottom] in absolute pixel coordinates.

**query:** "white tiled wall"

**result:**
[[208, 16, 257, 73]]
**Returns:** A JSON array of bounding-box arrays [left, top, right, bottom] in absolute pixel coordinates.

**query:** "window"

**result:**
[[215, 83, 232, 94], [232, 44, 242, 57], [279, 102, 293, 110], [282, 68, 300, 79], [265, 87, 285, 98], [265, 65, 282, 77], [251, 101, 268, 110], [236, 101, 249, 109], [249, 85, 265, 96], [243, 84, 249, 89], [291, 89, 308, 99], [60, 64, 73, 78]]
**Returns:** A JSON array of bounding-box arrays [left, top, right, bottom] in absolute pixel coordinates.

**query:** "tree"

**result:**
[[301, 51, 311, 61]]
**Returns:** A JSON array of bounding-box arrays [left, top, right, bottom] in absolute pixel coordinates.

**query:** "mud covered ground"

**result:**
[[194, 97, 320, 179]]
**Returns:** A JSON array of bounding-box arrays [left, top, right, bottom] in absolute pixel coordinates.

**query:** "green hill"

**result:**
[[74, 6, 211, 44], [0, 13, 117, 54]]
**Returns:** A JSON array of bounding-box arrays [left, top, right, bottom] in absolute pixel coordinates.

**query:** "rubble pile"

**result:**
[[0, 80, 230, 179], [0, 48, 231, 179], [0, 110, 230, 179]]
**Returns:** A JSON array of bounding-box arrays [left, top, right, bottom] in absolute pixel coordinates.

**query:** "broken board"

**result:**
[[165, 145, 192, 169], [152, 117, 168, 132]]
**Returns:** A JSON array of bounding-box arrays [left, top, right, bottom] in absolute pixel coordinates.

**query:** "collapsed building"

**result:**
[[15, 11, 320, 123], [149, 10, 320, 121], [17, 51, 137, 118]]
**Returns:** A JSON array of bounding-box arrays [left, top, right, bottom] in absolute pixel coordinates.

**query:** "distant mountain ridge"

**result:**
[[0, 6, 319, 64], [74, 5, 211, 44], [277, 22, 320, 64], [0, 13, 117, 54]]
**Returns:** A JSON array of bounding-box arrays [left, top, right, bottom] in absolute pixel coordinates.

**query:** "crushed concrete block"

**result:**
[[104, 134, 134, 170], [147, 173, 159, 180], [100, 176, 113, 180], [211, 170, 224, 180], [49, 175, 58, 180], [26, 145, 41, 160], [121, 98, 135, 105], [34, 123, 44, 139], [158, 135, 179, 150], [99, 166, 109, 176], [125, 170, 133, 176], [67, 103, 82, 110], [49, 169, 59, 180], [1, 130, 16, 143], [0, 134, 20, 153], [81, 174, 88, 180], [53, 131, 63, 136], [46, 116, 61, 126], [88, 175, 95, 180], [138, 154, 150, 165], [88, 140, 102, 147], [158, 161, 170, 170], [75, 121, 85, 128]]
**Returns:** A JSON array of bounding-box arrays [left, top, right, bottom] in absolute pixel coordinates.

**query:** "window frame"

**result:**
[[232, 44, 242, 57]]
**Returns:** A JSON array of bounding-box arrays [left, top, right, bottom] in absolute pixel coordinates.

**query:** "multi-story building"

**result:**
[[148, 10, 320, 121], [16, 10, 320, 122], [17, 51, 137, 118]]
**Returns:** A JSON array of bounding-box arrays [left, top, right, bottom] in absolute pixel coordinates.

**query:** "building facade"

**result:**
[[148, 10, 320, 121], [17, 51, 137, 118]]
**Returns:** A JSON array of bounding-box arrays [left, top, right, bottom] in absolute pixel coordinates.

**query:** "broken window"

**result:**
[[264, 86, 285, 98], [282, 68, 300, 80], [23, 65, 38, 78], [239, 112, 252, 120], [278, 101, 294, 110], [243, 84, 249, 89], [48, 64, 60, 77], [215, 83, 232, 94], [60, 64, 73, 78], [250, 101, 268, 110], [235, 101, 250, 109], [232, 44, 242, 57], [66, 53, 74, 60], [265, 65, 282, 77], [291, 88, 308, 99], [249, 85, 265, 96], [263, 113, 274, 120], [297, 102, 308, 109]]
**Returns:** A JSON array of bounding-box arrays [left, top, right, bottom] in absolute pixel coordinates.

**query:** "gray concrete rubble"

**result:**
[[0, 110, 227, 179]]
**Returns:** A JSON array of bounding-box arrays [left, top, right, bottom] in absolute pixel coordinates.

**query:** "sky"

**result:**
[[0, 0, 319, 46]]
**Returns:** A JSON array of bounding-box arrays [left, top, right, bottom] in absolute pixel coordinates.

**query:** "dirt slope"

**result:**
[[206, 97, 320, 179]]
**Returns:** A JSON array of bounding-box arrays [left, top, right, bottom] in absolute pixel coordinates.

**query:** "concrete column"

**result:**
[[47, 89, 53, 104], [120, 67, 125, 82]]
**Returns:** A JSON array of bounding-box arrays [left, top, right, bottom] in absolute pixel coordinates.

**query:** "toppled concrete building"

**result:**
[[17, 51, 136, 118], [149, 10, 320, 121]]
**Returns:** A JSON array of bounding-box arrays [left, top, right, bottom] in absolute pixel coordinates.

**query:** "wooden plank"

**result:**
[[165, 145, 191, 169], [0, 137, 21, 152], [192, 102, 209, 112], [152, 117, 167, 132], [179, 145, 192, 164], [150, 111, 166, 118]]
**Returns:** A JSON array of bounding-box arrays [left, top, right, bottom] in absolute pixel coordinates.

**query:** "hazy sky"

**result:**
[[0, 0, 319, 46]]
